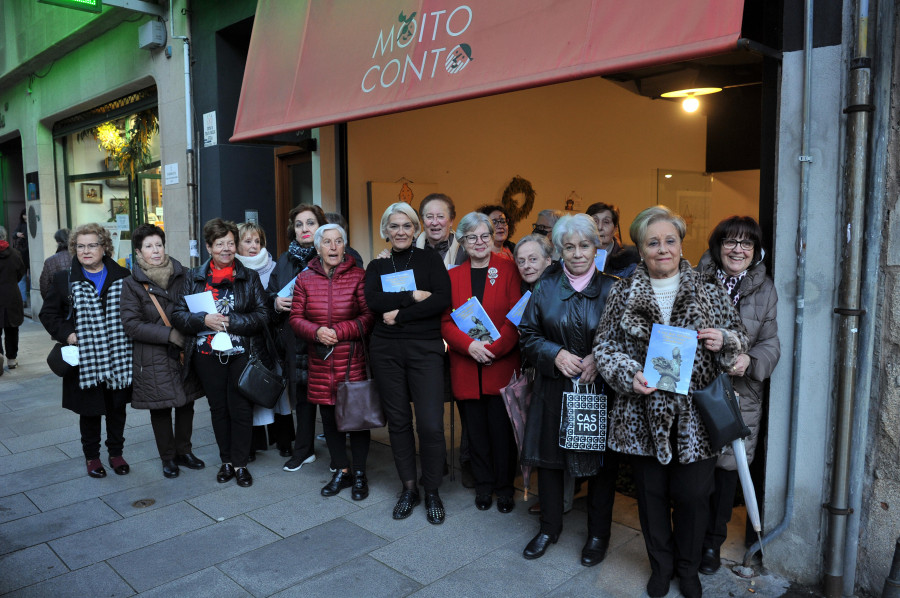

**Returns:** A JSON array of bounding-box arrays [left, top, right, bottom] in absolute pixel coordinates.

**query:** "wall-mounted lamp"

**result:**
[[660, 87, 722, 113]]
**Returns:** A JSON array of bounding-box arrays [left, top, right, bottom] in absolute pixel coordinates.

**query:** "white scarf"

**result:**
[[235, 248, 275, 285]]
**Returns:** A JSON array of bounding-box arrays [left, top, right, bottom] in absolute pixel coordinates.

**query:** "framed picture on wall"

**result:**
[[81, 183, 103, 204], [111, 198, 128, 215]]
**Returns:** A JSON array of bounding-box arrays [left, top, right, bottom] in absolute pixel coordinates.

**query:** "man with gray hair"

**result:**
[[39, 228, 71, 299]]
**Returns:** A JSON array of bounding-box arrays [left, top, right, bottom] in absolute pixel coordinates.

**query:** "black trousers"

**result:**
[[631, 454, 716, 580], [1, 325, 19, 359], [371, 336, 447, 491], [538, 451, 618, 538], [193, 352, 253, 468], [79, 385, 127, 460], [320, 404, 370, 471], [292, 393, 319, 460], [704, 467, 740, 551], [458, 394, 515, 497], [149, 404, 195, 461]]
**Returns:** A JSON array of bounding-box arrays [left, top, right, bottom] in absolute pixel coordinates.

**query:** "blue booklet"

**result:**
[[277, 278, 296, 298], [594, 249, 608, 272], [451, 297, 501, 344], [506, 290, 531, 326], [381, 269, 417, 292], [642, 323, 698, 395]]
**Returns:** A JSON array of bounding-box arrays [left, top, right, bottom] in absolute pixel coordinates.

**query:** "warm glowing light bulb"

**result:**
[[682, 96, 700, 112], [664, 174, 673, 179]]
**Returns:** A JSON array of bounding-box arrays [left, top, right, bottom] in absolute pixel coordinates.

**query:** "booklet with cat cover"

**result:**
[[451, 297, 501, 344], [642, 323, 698, 396]]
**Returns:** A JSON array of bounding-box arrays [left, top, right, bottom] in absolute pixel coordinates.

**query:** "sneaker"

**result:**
[[283, 453, 316, 472], [7, 358, 16, 369]]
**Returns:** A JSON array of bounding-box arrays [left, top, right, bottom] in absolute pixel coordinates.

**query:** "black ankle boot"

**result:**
[[321, 469, 352, 496], [351, 470, 369, 501]]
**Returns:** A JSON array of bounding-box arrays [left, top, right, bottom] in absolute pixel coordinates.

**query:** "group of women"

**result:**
[[39, 195, 779, 598]]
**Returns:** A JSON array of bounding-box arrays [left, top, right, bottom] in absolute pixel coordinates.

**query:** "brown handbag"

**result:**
[[335, 320, 385, 432]]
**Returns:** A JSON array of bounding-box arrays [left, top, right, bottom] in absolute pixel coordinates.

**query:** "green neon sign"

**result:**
[[38, 0, 102, 14]]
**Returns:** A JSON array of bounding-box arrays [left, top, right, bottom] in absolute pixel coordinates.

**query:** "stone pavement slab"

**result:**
[[0, 544, 68, 594], [2, 562, 135, 598], [0, 445, 70, 476], [0, 497, 121, 555], [269, 555, 421, 598], [0, 493, 40, 524], [137, 567, 251, 598]]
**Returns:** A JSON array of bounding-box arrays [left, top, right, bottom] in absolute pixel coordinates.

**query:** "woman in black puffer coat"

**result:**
[[121, 224, 204, 479], [267, 203, 328, 472]]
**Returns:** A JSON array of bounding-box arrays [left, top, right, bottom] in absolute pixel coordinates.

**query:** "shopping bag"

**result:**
[[558, 380, 607, 451]]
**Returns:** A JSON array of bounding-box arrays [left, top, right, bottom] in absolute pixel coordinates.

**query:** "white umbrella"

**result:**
[[732, 437, 764, 555]]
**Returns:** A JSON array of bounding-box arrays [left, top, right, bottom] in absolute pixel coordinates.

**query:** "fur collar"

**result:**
[[619, 259, 708, 341]]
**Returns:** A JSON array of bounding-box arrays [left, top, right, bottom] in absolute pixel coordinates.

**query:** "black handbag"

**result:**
[[237, 327, 286, 409], [335, 320, 385, 432], [692, 371, 750, 451]]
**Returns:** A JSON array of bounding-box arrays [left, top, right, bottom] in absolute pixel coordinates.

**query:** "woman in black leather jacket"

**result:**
[[172, 218, 270, 488]]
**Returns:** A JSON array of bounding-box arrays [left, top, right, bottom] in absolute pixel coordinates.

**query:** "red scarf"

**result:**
[[0, 241, 8, 252], [209, 261, 234, 284]]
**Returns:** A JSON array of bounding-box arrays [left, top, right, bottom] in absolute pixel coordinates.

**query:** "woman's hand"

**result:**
[[579, 354, 598, 384], [376, 249, 391, 260], [66, 333, 78, 345], [316, 327, 339, 346], [554, 349, 585, 378], [729, 353, 751, 377], [697, 328, 725, 352], [632, 371, 656, 395], [382, 309, 399, 326], [204, 313, 229, 331], [468, 341, 496, 365], [274, 296, 292, 313], [411, 290, 432, 302]]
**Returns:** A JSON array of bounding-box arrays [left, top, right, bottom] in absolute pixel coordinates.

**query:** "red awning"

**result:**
[[231, 0, 745, 142]]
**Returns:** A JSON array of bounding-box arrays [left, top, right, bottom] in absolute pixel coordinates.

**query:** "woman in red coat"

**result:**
[[441, 212, 522, 513], [289, 224, 374, 500]]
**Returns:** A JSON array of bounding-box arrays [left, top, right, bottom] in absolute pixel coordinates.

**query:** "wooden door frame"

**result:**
[[274, 146, 311, 256]]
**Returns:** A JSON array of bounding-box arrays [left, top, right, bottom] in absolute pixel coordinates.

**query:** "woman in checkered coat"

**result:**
[[40, 223, 133, 479]]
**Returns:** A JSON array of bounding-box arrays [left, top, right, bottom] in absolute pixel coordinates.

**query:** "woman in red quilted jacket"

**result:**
[[289, 224, 374, 499]]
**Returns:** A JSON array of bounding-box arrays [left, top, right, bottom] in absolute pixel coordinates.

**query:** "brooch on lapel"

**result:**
[[487, 267, 498, 286]]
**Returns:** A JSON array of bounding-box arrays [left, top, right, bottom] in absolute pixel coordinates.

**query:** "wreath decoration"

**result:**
[[501, 175, 536, 225]]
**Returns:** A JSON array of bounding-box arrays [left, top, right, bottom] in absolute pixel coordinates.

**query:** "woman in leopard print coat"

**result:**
[[593, 206, 747, 598]]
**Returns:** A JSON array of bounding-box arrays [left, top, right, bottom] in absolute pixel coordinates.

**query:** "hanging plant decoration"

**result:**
[[501, 175, 536, 225], [78, 109, 159, 180]]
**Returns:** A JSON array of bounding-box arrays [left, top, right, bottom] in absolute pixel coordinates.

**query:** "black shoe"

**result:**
[[646, 572, 674, 598], [580, 535, 610, 567], [235, 467, 253, 487], [283, 453, 316, 472], [497, 496, 515, 513], [460, 461, 475, 489], [109, 456, 130, 475], [162, 460, 180, 479], [278, 446, 292, 458], [351, 471, 369, 501], [523, 532, 558, 560], [475, 494, 492, 510], [86, 458, 107, 479], [425, 491, 445, 525], [321, 470, 352, 496], [175, 453, 205, 470], [392, 488, 420, 519], [699, 547, 721, 575], [679, 573, 703, 598], [216, 463, 236, 483]]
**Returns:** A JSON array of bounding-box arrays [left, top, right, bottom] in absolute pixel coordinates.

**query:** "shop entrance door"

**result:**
[[274, 147, 312, 255]]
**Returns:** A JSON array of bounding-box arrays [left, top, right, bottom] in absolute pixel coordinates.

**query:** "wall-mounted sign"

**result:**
[[38, 0, 102, 14]]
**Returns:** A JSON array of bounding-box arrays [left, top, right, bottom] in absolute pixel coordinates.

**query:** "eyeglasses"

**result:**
[[463, 233, 492, 244], [491, 218, 507, 226], [75, 243, 101, 252], [532, 224, 552, 236], [722, 238, 755, 251]]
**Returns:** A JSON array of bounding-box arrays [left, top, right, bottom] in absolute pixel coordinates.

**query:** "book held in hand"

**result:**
[[381, 269, 417, 292], [594, 249, 608, 272], [505, 290, 531, 326], [450, 297, 501, 344], [642, 323, 698, 396]]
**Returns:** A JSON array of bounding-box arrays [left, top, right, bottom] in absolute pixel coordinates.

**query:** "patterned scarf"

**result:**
[[72, 279, 132, 389], [716, 268, 748, 306], [288, 240, 317, 269], [135, 253, 173, 289]]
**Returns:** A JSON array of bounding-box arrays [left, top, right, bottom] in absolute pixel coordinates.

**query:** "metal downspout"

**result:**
[[824, 0, 872, 595], [743, 0, 815, 567]]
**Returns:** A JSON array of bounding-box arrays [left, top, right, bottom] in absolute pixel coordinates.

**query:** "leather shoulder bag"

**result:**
[[237, 325, 286, 409], [692, 330, 751, 451], [335, 320, 385, 432]]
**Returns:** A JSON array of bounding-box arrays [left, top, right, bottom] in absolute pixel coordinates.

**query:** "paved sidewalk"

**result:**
[[0, 319, 794, 597]]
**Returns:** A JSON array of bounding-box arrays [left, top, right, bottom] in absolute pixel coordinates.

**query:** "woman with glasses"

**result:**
[[531, 209, 563, 238], [441, 212, 522, 513], [478, 205, 515, 260], [365, 202, 452, 524], [172, 218, 270, 488], [696, 216, 780, 575], [40, 223, 133, 478]]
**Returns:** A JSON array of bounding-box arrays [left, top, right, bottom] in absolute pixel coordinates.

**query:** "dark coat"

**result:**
[[603, 242, 641, 278], [171, 258, 271, 378], [518, 263, 618, 471], [120, 257, 203, 409], [697, 253, 780, 468], [289, 256, 373, 405], [593, 260, 749, 465], [0, 243, 26, 328], [40, 248, 70, 299], [39, 255, 133, 416], [441, 254, 522, 399]]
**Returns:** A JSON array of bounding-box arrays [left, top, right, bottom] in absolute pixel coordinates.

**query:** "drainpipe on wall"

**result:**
[[823, 0, 872, 595], [170, 0, 199, 268], [743, 0, 815, 568]]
